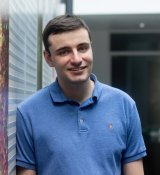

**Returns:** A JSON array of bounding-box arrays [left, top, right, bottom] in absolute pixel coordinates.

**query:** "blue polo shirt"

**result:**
[[16, 74, 146, 175]]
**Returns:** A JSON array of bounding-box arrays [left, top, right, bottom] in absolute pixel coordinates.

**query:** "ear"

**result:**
[[43, 50, 55, 67]]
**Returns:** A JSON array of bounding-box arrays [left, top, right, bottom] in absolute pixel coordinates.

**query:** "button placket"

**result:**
[[78, 108, 88, 132], [80, 118, 84, 124]]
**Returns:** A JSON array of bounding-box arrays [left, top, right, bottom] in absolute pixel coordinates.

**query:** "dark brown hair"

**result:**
[[42, 14, 91, 53]]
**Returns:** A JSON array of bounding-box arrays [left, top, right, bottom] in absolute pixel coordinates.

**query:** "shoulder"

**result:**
[[95, 81, 137, 118], [17, 83, 52, 112], [98, 81, 135, 105], [92, 74, 135, 106]]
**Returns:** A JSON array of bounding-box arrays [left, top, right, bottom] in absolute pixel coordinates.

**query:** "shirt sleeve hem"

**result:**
[[16, 161, 36, 170], [122, 151, 147, 164]]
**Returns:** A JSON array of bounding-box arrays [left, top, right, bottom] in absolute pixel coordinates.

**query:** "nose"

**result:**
[[70, 50, 82, 65]]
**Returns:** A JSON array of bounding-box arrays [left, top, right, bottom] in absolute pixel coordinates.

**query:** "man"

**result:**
[[16, 14, 146, 175]]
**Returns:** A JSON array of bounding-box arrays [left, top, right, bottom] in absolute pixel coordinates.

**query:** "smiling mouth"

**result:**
[[68, 66, 86, 71]]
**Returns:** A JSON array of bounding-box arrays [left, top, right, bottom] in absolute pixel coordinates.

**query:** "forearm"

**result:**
[[16, 166, 36, 175], [123, 159, 144, 175]]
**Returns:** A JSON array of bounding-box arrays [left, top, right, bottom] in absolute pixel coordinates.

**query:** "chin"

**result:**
[[69, 75, 90, 84]]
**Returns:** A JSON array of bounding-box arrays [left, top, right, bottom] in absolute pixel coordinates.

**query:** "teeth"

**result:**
[[70, 67, 83, 71]]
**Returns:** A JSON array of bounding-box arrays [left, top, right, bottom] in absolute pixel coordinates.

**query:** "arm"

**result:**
[[16, 109, 36, 174], [123, 159, 144, 175], [122, 103, 146, 175], [17, 166, 36, 175]]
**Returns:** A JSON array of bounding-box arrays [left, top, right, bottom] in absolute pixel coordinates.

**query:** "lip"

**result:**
[[68, 66, 86, 71]]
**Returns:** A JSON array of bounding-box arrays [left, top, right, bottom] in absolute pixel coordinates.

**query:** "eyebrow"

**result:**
[[55, 42, 90, 53], [78, 42, 90, 46], [55, 46, 70, 54]]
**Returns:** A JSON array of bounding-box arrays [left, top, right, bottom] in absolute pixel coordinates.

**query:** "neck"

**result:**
[[58, 78, 94, 104]]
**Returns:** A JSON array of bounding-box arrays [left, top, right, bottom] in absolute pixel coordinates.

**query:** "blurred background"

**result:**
[[0, 0, 160, 174]]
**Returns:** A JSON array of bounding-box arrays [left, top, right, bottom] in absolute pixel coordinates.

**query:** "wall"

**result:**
[[0, 0, 9, 174], [0, 0, 66, 174]]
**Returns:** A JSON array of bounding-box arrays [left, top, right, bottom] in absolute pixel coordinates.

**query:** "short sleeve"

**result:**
[[16, 107, 36, 170], [122, 103, 147, 163]]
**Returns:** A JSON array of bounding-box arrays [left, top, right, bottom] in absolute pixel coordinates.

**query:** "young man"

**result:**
[[16, 14, 146, 175]]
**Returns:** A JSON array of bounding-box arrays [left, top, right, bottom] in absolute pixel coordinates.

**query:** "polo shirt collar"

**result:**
[[49, 73, 102, 104]]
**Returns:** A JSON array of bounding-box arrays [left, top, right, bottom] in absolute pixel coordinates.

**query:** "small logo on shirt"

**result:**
[[108, 123, 113, 130]]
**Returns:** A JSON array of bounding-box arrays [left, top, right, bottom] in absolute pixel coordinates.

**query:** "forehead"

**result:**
[[48, 28, 90, 49]]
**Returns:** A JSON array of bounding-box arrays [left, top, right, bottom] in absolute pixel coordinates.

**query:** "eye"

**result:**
[[57, 48, 71, 56], [78, 44, 90, 53]]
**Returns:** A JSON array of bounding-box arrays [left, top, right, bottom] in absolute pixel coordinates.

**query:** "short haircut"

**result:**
[[42, 14, 91, 53]]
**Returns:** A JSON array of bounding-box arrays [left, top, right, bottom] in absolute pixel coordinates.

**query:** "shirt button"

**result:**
[[80, 118, 84, 124]]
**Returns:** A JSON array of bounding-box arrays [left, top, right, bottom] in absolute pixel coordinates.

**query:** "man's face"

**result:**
[[47, 28, 93, 87]]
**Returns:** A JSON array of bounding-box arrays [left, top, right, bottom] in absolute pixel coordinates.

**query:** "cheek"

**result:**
[[83, 51, 93, 62], [88, 50, 93, 61], [86, 55, 93, 63], [54, 59, 69, 71]]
